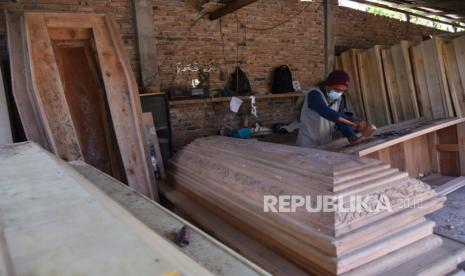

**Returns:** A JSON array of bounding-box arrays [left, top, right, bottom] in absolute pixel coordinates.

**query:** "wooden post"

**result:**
[[133, 0, 160, 89], [325, 0, 334, 76]]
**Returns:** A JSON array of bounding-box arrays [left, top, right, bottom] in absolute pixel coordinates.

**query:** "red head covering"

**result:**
[[325, 70, 350, 86]]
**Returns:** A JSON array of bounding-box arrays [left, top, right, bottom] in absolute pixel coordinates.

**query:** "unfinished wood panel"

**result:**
[[411, 44, 433, 119], [24, 13, 82, 161], [53, 38, 125, 181], [454, 35, 465, 102], [0, 142, 211, 275], [403, 135, 432, 177], [428, 132, 441, 174], [419, 38, 453, 119], [382, 48, 402, 123], [457, 122, 465, 175], [390, 41, 419, 120], [339, 49, 366, 120], [437, 125, 460, 176], [357, 46, 391, 127], [6, 13, 51, 149], [442, 42, 465, 117], [8, 12, 156, 198], [434, 37, 455, 117]]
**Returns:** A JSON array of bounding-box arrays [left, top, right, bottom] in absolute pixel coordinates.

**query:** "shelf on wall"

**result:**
[[168, 92, 304, 107]]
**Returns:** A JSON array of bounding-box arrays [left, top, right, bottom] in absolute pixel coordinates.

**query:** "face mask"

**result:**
[[328, 90, 343, 101]]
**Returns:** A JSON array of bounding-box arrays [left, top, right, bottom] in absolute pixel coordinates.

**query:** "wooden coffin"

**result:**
[[6, 12, 155, 198], [167, 136, 446, 275]]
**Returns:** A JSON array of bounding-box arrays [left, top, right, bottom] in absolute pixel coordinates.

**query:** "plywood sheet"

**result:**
[[0, 142, 211, 275], [357, 46, 391, 126]]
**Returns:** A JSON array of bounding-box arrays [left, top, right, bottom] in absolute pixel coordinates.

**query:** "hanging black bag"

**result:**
[[271, 65, 295, 94], [230, 67, 252, 96]]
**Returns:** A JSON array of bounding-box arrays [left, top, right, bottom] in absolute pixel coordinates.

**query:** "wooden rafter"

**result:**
[[209, 0, 259, 20]]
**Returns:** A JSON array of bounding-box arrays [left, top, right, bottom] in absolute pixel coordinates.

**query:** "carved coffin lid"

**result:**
[[169, 136, 444, 241]]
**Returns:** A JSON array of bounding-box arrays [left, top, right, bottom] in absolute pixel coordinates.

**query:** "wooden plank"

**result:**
[[6, 12, 51, 149], [0, 65, 12, 144], [420, 38, 452, 119], [339, 49, 366, 120], [133, 0, 160, 87], [437, 125, 460, 176], [381, 48, 402, 123], [442, 42, 465, 117], [24, 13, 82, 161], [428, 132, 441, 174], [454, 35, 465, 101], [142, 112, 166, 180], [390, 41, 420, 120], [437, 144, 460, 152], [101, 14, 158, 199], [411, 44, 433, 119], [434, 37, 455, 117], [357, 46, 391, 127], [0, 142, 211, 275], [435, 177, 465, 196], [209, 0, 259, 20], [457, 122, 465, 175]]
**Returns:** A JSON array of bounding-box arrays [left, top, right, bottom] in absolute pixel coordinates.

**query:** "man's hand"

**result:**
[[355, 121, 377, 137]]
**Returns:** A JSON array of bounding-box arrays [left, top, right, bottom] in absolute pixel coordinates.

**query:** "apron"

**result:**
[[296, 87, 341, 148]]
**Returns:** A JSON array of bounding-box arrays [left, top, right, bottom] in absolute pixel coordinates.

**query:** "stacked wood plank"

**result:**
[[337, 34, 465, 127], [167, 136, 446, 275], [0, 142, 211, 275], [6, 12, 156, 199]]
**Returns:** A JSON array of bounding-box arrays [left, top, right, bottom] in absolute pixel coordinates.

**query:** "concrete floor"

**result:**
[[429, 186, 465, 244]]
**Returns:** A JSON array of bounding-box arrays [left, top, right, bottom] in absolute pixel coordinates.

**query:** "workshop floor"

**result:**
[[428, 186, 465, 243]]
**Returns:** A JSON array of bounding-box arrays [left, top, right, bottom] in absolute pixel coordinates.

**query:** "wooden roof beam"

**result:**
[[209, 0, 259, 20]]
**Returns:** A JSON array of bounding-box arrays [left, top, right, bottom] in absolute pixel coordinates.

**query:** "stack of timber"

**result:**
[[336, 33, 465, 127], [6, 12, 156, 199], [0, 142, 211, 275], [167, 136, 447, 275]]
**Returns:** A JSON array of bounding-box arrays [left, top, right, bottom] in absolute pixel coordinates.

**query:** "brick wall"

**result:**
[[334, 5, 445, 50], [0, 0, 448, 149], [153, 0, 326, 94], [169, 96, 302, 150]]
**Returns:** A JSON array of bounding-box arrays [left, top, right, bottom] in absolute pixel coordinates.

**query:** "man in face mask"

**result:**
[[296, 70, 374, 148]]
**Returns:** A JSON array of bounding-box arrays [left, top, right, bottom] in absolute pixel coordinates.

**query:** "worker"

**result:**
[[297, 70, 373, 148]]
